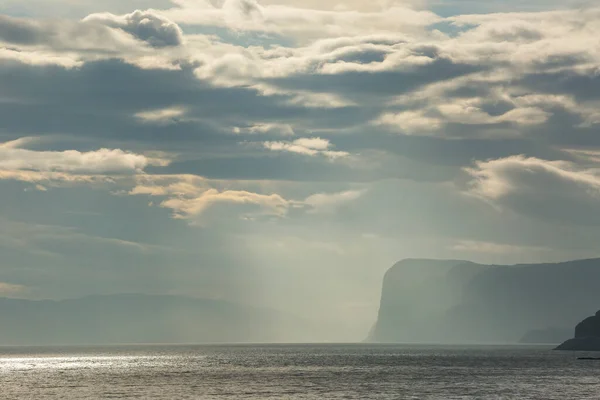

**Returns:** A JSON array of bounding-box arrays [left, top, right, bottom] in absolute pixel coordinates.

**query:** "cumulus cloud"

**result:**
[[264, 137, 349, 159], [465, 156, 600, 225], [0, 140, 167, 174], [164, 0, 440, 40], [128, 174, 366, 221], [161, 189, 290, 219], [84, 10, 184, 48], [129, 174, 290, 219], [0, 14, 145, 52], [0, 138, 170, 189], [304, 190, 364, 213]]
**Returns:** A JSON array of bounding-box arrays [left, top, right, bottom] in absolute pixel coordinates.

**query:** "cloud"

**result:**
[[0, 138, 171, 190], [135, 106, 187, 124], [84, 10, 184, 48], [264, 137, 349, 159], [0, 282, 27, 296], [465, 155, 600, 225], [160, 188, 290, 219], [233, 123, 295, 136], [129, 174, 291, 219], [0, 14, 143, 52], [165, 0, 440, 40], [304, 190, 364, 213], [375, 110, 443, 134], [128, 174, 365, 221], [0, 138, 168, 174]]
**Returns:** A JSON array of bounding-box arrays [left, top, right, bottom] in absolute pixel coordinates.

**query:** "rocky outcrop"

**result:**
[[555, 310, 600, 351], [369, 258, 600, 344]]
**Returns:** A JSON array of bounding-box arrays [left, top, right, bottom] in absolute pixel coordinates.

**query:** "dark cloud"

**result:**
[[266, 58, 484, 99], [521, 69, 600, 102], [0, 15, 44, 45]]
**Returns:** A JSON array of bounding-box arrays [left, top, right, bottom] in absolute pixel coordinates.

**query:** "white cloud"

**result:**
[[161, 189, 290, 219], [465, 156, 600, 225], [465, 156, 600, 200], [84, 10, 184, 48], [264, 137, 349, 159], [376, 111, 443, 134], [0, 170, 116, 185], [233, 123, 295, 136], [129, 174, 209, 197], [0, 146, 165, 174], [164, 0, 440, 40], [293, 137, 330, 150], [129, 174, 365, 221], [0, 13, 144, 51], [135, 106, 186, 123], [304, 190, 364, 213], [129, 174, 290, 219], [0, 138, 170, 188]]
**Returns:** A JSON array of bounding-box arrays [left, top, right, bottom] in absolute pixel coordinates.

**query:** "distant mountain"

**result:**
[[0, 294, 307, 345], [368, 258, 600, 344]]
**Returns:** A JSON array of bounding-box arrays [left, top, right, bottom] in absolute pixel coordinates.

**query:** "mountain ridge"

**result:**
[[0, 293, 309, 345]]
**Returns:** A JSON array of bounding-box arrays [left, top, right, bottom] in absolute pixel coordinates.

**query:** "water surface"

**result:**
[[1, 344, 599, 399]]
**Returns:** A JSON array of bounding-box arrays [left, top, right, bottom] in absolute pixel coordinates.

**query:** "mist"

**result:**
[[370, 258, 600, 345]]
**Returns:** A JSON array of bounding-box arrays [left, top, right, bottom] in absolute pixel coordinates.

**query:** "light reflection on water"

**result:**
[[0, 344, 599, 399], [0, 355, 173, 371]]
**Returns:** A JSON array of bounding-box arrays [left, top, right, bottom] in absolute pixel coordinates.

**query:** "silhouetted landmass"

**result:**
[[0, 294, 308, 345], [555, 310, 600, 351], [369, 258, 600, 344]]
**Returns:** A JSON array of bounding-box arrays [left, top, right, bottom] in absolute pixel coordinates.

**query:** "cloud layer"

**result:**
[[0, 0, 599, 340]]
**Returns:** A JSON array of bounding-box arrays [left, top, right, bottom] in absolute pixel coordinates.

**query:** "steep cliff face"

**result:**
[[369, 258, 600, 344], [369, 259, 486, 343], [575, 310, 600, 338]]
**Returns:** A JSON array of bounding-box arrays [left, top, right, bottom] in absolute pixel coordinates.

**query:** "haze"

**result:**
[[0, 0, 599, 344]]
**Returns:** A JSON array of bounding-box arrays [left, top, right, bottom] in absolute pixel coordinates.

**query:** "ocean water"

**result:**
[[1, 344, 599, 399]]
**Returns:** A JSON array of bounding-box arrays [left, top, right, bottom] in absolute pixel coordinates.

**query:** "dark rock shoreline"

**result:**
[[555, 311, 600, 351]]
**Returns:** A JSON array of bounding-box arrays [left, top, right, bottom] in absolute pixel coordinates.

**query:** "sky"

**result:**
[[0, 0, 599, 341]]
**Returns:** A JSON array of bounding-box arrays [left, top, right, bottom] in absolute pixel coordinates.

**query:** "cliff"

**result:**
[[555, 310, 600, 351], [369, 258, 600, 344]]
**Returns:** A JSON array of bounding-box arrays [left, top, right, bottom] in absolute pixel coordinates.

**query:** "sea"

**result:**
[[1, 344, 599, 399]]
